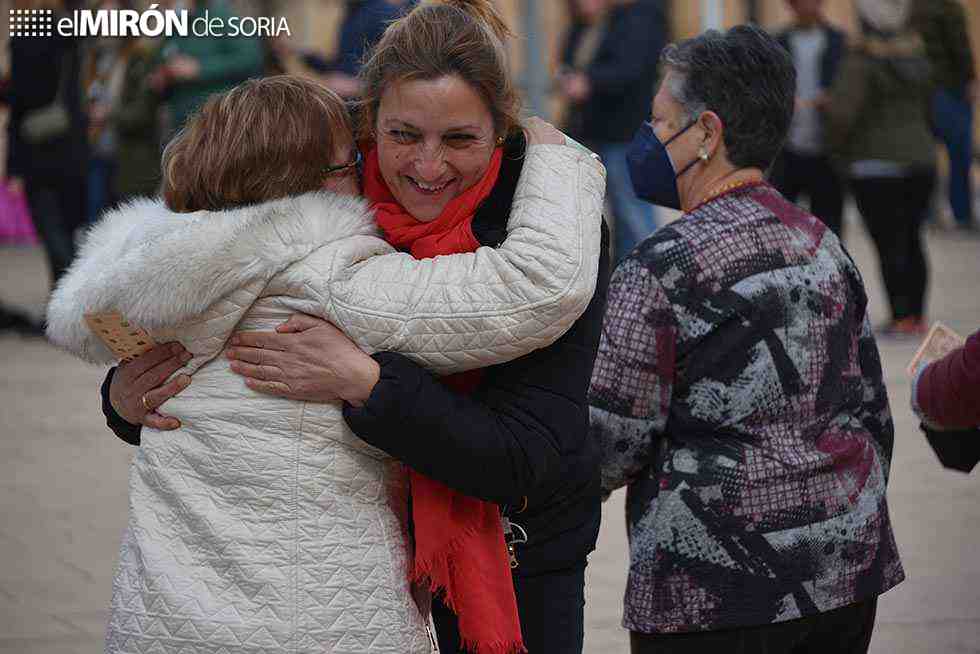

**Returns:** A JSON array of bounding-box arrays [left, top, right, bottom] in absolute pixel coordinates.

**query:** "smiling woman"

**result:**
[[374, 75, 498, 221], [89, 2, 610, 653], [356, 0, 520, 227], [306, 5, 612, 652]]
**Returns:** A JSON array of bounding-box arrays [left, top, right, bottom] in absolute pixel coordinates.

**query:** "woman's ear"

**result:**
[[700, 111, 725, 160]]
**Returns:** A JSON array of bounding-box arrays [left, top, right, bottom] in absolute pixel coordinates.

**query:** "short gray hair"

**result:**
[[660, 25, 796, 171]]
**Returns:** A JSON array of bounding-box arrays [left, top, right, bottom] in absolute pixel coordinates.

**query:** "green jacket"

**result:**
[[160, 2, 264, 133], [113, 43, 164, 198], [826, 33, 936, 171], [911, 0, 976, 93]]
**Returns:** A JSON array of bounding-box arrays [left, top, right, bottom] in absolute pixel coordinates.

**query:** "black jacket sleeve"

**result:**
[[923, 425, 980, 473], [101, 367, 143, 446], [343, 226, 611, 506]]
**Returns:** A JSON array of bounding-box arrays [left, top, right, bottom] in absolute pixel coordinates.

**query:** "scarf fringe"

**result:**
[[409, 513, 485, 613], [458, 636, 528, 654], [410, 521, 526, 654]]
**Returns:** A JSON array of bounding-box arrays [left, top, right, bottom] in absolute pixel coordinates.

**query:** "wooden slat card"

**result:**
[[907, 322, 966, 376], [84, 312, 157, 364]]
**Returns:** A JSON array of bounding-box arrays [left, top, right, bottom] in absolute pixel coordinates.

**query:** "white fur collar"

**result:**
[[46, 191, 378, 362]]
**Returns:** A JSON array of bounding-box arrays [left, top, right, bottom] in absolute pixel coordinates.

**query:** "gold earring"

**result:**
[[496, 135, 505, 145]]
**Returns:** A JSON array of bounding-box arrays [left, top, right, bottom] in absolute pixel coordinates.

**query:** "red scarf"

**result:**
[[362, 145, 525, 654]]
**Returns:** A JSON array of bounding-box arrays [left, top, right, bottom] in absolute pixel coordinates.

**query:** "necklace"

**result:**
[[696, 177, 765, 209]]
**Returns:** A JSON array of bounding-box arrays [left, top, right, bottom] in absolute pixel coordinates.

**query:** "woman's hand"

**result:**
[[225, 314, 380, 406], [523, 116, 566, 146], [110, 343, 192, 429]]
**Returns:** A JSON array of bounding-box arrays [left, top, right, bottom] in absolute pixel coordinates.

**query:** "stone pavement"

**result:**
[[1, 212, 978, 653]]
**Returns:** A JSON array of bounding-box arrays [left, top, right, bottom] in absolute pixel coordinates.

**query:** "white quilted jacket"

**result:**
[[46, 144, 605, 654]]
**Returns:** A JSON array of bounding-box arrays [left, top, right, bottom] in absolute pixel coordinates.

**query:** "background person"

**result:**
[[826, 0, 935, 337], [771, 0, 847, 238], [148, 0, 264, 136], [558, 0, 667, 263], [911, 0, 977, 232], [48, 74, 603, 653], [0, 66, 44, 336], [589, 24, 902, 654], [83, 3, 129, 224], [6, 0, 88, 289], [110, 37, 165, 200], [293, 0, 414, 99]]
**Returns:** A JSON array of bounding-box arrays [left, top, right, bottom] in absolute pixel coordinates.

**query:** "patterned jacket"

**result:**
[[589, 183, 903, 634]]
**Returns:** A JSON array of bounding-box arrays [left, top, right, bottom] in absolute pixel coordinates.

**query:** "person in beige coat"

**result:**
[[45, 76, 605, 653]]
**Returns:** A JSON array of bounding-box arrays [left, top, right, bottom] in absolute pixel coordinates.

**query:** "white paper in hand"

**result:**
[[907, 322, 966, 377]]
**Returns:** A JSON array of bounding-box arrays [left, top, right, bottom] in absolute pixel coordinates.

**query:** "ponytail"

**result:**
[[357, 0, 522, 141], [421, 0, 513, 43]]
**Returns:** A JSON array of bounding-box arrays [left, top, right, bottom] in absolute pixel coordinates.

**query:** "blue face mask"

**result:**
[[626, 120, 701, 210]]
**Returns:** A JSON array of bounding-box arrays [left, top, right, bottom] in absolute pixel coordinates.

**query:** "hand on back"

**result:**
[[225, 314, 380, 407], [109, 343, 192, 430]]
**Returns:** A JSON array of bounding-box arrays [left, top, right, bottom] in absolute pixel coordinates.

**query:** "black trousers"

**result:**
[[851, 173, 935, 321], [630, 598, 878, 654], [771, 150, 845, 238], [25, 174, 86, 288], [432, 563, 586, 654]]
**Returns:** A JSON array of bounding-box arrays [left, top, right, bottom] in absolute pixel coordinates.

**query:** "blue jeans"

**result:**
[[597, 143, 659, 263], [932, 88, 974, 226], [87, 155, 118, 226]]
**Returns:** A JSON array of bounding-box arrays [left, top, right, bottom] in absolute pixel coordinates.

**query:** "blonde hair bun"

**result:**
[[422, 0, 513, 42], [357, 0, 523, 141]]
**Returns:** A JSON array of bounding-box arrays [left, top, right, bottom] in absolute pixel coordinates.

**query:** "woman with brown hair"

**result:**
[[98, 2, 611, 652], [48, 72, 605, 652]]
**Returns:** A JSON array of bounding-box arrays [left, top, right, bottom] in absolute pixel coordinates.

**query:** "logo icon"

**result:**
[[8, 8, 54, 37]]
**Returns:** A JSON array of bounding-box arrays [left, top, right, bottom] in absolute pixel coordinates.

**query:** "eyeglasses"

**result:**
[[323, 149, 362, 176]]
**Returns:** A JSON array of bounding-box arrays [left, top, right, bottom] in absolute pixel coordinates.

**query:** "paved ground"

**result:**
[[1, 209, 978, 653]]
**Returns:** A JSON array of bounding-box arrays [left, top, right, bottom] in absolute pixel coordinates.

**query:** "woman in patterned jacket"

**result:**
[[588, 25, 903, 654]]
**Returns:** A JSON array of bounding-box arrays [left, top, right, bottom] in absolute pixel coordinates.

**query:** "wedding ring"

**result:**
[[141, 394, 152, 411]]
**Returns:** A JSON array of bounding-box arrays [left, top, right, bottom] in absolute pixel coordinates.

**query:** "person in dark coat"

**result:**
[[0, 61, 44, 335], [558, 0, 667, 263], [825, 0, 936, 338], [95, 2, 608, 652], [771, 0, 847, 237], [912, 329, 980, 472], [111, 38, 165, 199], [7, 12, 89, 288], [297, 0, 413, 98]]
